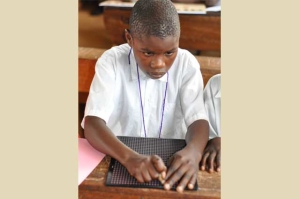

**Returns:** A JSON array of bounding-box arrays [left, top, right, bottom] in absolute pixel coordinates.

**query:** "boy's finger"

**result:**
[[164, 157, 181, 180], [187, 173, 197, 190], [133, 171, 144, 183], [176, 170, 194, 193], [141, 170, 152, 182], [161, 170, 166, 179], [167, 155, 174, 167], [151, 155, 167, 172], [158, 171, 166, 184], [165, 165, 188, 190], [148, 164, 160, 179]]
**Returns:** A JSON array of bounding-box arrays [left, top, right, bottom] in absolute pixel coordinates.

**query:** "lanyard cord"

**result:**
[[136, 64, 168, 138], [128, 48, 168, 138]]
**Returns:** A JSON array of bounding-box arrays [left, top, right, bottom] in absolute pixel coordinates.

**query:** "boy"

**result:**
[[200, 74, 221, 173], [82, 0, 209, 193]]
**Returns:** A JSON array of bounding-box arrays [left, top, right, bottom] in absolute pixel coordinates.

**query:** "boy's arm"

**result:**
[[163, 119, 209, 192], [161, 53, 209, 192], [84, 116, 167, 183]]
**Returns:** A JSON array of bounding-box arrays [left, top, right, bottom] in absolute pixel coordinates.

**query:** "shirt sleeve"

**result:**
[[81, 49, 117, 128], [203, 74, 221, 139], [180, 54, 209, 128]]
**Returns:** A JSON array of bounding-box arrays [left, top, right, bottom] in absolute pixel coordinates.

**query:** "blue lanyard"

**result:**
[[128, 48, 168, 138]]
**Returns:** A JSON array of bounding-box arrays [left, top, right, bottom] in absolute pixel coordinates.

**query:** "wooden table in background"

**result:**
[[79, 156, 221, 199], [102, 6, 221, 53]]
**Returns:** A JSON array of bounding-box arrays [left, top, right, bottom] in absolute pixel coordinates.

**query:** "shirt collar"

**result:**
[[129, 50, 168, 82]]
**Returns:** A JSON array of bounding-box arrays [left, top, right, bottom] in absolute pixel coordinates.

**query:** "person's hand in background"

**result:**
[[200, 137, 221, 173]]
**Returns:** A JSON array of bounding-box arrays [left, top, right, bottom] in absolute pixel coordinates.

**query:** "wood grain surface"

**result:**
[[79, 155, 221, 199]]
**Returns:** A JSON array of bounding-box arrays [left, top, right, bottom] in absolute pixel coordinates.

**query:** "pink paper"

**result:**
[[78, 138, 106, 185]]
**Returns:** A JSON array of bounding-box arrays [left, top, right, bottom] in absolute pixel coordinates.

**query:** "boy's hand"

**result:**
[[123, 154, 167, 183], [162, 147, 200, 193], [200, 137, 221, 173]]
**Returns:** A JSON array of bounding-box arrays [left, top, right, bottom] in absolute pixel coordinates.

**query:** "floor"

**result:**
[[79, 1, 113, 49], [78, 2, 113, 137]]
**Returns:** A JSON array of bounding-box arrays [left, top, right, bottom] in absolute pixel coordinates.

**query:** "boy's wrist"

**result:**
[[119, 149, 139, 166], [184, 144, 203, 163]]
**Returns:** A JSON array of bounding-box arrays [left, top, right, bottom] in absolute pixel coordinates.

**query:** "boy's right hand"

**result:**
[[123, 154, 167, 183]]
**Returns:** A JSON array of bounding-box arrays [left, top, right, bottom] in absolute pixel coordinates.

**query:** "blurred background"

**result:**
[[79, 0, 221, 55]]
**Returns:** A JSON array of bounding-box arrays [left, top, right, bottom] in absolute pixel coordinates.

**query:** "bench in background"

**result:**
[[102, 6, 220, 53]]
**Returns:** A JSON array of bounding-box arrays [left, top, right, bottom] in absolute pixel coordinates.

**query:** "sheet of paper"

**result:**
[[99, 1, 134, 8], [99, 1, 209, 14], [174, 3, 206, 14], [78, 138, 106, 185], [206, 5, 221, 12]]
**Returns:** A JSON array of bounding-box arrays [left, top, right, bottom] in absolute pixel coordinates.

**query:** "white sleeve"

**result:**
[[203, 74, 221, 139], [81, 49, 117, 128], [180, 55, 208, 128]]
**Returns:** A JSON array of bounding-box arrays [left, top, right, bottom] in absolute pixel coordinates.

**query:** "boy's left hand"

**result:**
[[162, 146, 201, 193]]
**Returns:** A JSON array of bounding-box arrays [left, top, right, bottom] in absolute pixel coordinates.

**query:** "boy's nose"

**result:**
[[150, 57, 165, 69]]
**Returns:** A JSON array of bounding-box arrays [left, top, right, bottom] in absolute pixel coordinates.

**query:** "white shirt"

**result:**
[[82, 44, 208, 139], [203, 74, 221, 139]]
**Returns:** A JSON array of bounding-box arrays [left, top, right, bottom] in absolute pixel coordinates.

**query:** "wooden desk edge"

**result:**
[[79, 155, 221, 199]]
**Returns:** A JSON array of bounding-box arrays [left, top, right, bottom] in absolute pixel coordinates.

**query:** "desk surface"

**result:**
[[79, 156, 221, 199]]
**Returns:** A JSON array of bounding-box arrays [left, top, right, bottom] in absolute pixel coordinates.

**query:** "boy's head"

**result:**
[[129, 0, 180, 39], [125, 0, 181, 79]]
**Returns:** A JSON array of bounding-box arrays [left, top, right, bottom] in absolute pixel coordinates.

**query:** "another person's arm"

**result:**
[[200, 136, 221, 172], [200, 74, 221, 173]]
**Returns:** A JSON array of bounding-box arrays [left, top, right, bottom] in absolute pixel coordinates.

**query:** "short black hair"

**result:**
[[129, 0, 180, 39]]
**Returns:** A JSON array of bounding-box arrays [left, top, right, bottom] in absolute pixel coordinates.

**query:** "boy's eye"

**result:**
[[165, 52, 174, 56], [143, 52, 154, 56]]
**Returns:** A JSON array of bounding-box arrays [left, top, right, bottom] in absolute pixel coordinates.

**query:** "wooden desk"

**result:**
[[102, 6, 220, 52], [79, 155, 221, 199]]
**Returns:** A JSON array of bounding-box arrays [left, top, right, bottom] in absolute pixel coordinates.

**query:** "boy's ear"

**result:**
[[124, 29, 133, 47]]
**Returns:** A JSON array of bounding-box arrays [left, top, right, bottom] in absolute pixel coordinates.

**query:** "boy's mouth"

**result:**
[[148, 72, 165, 79]]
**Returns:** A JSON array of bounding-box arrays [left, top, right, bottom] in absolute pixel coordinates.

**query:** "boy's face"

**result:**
[[126, 32, 179, 79]]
